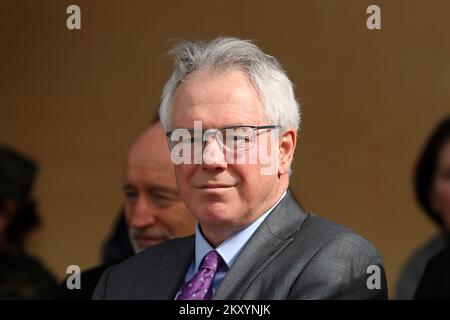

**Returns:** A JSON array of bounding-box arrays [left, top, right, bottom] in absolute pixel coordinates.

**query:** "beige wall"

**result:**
[[1, 0, 448, 296]]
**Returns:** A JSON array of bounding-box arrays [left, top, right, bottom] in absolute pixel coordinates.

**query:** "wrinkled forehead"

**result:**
[[170, 69, 268, 129], [124, 151, 176, 187], [123, 167, 178, 197], [126, 124, 172, 164]]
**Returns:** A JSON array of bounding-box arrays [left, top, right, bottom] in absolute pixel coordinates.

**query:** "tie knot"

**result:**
[[200, 250, 223, 272]]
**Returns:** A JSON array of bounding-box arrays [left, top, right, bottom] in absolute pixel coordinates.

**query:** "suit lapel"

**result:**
[[137, 236, 195, 299], [212, 191, 308, 299]]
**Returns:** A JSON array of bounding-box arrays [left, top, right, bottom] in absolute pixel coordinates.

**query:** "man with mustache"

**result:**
[[123, 121, 196, 252], [93, 37, 388, 300], [58, 120, 196, 299]]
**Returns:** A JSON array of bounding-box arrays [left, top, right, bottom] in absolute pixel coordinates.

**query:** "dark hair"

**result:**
[[415, 116, 450, 227], [2, 198, 41, 248]]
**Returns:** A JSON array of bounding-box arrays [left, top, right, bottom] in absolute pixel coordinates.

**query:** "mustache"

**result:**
[[129, 227, 172, 240]]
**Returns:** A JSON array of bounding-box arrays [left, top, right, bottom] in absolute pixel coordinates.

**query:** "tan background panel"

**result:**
[[1, 0, 448, 296]]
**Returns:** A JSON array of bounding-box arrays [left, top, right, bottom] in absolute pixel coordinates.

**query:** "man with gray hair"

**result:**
[[93, 37, 388, 300]]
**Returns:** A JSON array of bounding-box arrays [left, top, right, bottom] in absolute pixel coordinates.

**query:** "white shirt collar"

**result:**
[[194, 190, 288, 271]]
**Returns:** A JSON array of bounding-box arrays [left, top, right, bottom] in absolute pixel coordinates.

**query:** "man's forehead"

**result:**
[[126, 157, 170, 170], [171, 70, 267, 128], [127, 125, 171, 163], [126, 151, 172, 176], [124, 164, 176, 188]]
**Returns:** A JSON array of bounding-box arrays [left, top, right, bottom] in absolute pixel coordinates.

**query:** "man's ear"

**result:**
[[278, 129, 297, 176]]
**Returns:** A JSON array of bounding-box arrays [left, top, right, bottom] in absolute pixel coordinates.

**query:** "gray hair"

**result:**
[[159, 37, 301, 134]]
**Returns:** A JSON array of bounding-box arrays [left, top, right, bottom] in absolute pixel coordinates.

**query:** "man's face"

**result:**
[[170, 69, 287, 241], [123, 125, 196, 253]]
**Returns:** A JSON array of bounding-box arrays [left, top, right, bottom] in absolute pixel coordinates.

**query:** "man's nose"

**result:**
[[201, 135, 227, 171], [129, 197, 157, 228]]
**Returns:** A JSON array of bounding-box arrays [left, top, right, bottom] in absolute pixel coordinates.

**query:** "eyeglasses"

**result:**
[[166, 125, 280, 157]]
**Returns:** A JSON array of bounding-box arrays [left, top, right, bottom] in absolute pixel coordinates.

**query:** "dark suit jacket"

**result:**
[[93, 192, 388, 299], [414, 245, 450, 299]]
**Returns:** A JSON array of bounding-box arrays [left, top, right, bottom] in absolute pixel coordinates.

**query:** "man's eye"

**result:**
[[230, 135, 249, 142], [154, 193, 168, 200], [125, 191, 138, 200], [151, 192, 175, 205]]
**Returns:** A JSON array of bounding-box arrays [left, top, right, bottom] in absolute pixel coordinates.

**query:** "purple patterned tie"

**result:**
[[176, 250, 223, 300]]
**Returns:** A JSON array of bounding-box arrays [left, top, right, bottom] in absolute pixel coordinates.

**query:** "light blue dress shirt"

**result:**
[[175, 190, 287, 298]]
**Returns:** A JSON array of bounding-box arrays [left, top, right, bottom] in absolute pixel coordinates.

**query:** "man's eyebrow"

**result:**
[[123, 184, 134, 191]]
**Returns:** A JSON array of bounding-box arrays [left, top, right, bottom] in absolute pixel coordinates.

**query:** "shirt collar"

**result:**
[[194, 190, 287, 272]]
